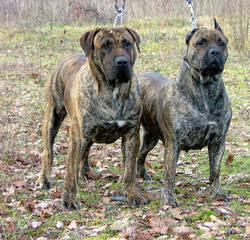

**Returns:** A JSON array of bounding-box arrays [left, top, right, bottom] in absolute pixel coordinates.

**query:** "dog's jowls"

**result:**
[[137, 19, 232, 207]]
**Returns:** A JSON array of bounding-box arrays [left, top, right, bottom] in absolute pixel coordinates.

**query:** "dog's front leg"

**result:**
[[208, 138, 227, 200], [62, 119, 88, 210], [122, 128, 147, 206], [162, 139, 180, 208]]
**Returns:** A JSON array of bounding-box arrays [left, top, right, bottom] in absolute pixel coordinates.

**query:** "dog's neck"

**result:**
[[181, 59, 222, 85], [87, 59, 132, 101]]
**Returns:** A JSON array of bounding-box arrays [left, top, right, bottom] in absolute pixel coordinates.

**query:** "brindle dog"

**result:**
[[37, 27, 146, 209], [137, 19, 232, 207]]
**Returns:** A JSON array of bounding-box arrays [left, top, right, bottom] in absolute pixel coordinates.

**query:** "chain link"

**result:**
[[186, 0, 197, 29], [113, 0, 126, 26]]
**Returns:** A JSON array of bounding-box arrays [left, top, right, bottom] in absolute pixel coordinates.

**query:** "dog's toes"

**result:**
[[138, 167, 152, 181], [162, 192, 178, 208], [126, 193, 149, 207], [62, 193, 80, 210], [209, 183, 228, 201], [63, 200, 80, 210], [36, 177, 51, 190]]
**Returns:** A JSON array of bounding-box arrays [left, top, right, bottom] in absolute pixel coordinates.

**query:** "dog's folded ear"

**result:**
[[80, 28, 101, 57], [186, 28, 199, 45], [124, 27, 141, 53]]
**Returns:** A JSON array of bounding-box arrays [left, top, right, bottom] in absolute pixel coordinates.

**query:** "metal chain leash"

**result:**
[[113, 0, 126, 26], [186, 0, 197, 29]]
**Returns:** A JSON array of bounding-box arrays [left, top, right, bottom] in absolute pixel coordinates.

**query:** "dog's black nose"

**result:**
[[115, 56, 129, 68], [209, 48, 220, 57]]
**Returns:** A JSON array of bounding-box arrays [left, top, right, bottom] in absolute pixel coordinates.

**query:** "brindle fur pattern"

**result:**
[[137, 19, 232, 207], [37, 27, 146, 209]]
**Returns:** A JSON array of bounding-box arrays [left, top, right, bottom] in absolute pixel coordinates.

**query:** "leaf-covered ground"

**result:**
[[0, 18, 249, 239]]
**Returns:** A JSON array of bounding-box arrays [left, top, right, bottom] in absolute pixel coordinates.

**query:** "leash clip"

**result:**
[[114, 0, 126, 26]]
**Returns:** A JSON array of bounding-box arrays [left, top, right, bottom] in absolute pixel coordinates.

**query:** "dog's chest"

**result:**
[[83, 91, 140, 143], [176, 84, 229, 150]]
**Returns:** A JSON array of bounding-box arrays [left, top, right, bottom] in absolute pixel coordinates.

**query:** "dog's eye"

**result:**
[[218, 39, 225, 47], [101, 42, 112, 51], [196, 38, 207, 46], [123, 40, 131, 49]]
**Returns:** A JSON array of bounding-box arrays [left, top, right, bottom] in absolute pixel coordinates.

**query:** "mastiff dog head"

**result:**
[[80, 27, 140, 86], [184, 19, 228, 76]]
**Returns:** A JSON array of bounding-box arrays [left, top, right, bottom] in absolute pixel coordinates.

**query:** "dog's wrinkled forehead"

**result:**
[[93, 28, 133, 48], [191, 29, 228, 45]]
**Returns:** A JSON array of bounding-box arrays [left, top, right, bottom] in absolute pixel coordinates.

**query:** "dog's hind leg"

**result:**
[[79, 142, 92, 179], [37, 97, 67, 189], [137, 128, 158, 180]]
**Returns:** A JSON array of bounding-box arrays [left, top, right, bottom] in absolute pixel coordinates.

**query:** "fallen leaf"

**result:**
[[102, 182, 113, 189], [118, 226, 136, 239], [6, 217, 16, 232], [171, 208, 185, 220], [110, 218, 130, 231], [137, 231, 154, 240], [28, 72, 40, 78], [88, 225, 106, 234], [56, 221, 64, 229], [3, 186, 15, 196], [68, 220, 83, 230], [68, 220, 78, 230], [36, 237, 48, 240], [174, 226, 193, 236], [149, 216, 176, 235], [216, 207, 231, 216], [30, 221, 42, 229], [225, 154, 234, 165], [210, 215, 225, 226]]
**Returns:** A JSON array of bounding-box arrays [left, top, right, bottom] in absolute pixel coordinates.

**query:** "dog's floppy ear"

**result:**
[[186, 28, 199, 45], [214, 18, 224, 34], [80, 28, 101, 57], [124, 27, 141, 53]]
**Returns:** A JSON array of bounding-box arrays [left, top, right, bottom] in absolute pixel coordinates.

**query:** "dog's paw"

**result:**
[[138, 169, 152, 181], [210, 183, 229, 201], [126, 192, 149, 207], [162, 190, 178, 208], [80, 167, 93, 179], [36, 176, 51, 190], [62, 192, 80, 210], [137, 166, 152, 181]]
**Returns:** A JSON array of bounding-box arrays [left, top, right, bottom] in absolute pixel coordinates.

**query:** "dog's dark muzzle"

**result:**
[[114, 56, 131, 83], [203, 48, 224, 75]]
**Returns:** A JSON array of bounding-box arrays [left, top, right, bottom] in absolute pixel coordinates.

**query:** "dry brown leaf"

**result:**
[[137, 231, 154, 240], [118, 226, 136, 239], [174, 226, 193, 235], [225, 154, 235, 165], [28, 72, 40, 78], [68, 220, 78, 230], [6, 217, 16, 232], [171, 208, 185, 220]]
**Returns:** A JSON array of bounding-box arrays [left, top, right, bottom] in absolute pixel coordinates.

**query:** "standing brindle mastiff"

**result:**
[[137, 19, 232, 207], [37, 27, 146, 209]]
